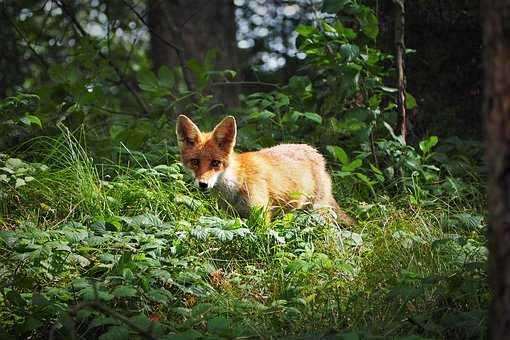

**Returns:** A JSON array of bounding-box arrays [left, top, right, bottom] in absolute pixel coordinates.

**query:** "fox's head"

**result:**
[[176, 115, 236, 191]]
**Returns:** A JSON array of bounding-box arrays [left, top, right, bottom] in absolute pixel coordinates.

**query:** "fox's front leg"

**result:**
[[246, 183, 272, 223]]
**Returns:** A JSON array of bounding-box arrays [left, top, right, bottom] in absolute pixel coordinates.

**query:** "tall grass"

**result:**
[[0, 132, 487, 339]]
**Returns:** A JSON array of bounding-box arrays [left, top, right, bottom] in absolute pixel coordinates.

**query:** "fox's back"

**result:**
[[236, 144, 328, 206]]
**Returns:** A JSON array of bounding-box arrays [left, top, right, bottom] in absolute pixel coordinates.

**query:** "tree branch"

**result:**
[[56, 0, 150, 116], [1, 8, 49, 68], [210, 81, 280, 89]]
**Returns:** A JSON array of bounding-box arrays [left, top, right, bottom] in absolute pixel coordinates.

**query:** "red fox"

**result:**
[[176, 115, 354, 225]]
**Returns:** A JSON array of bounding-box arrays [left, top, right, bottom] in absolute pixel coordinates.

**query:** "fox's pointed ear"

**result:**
[[176, 115, 201, 147], [212, 116, 236, 150]]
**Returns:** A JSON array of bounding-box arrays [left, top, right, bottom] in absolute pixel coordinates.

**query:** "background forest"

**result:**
[[0, 0, 487, 339]]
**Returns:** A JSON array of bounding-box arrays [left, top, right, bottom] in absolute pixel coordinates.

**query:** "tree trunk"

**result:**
[[483, 0, 510, 338], [148, 0, 240, 108]]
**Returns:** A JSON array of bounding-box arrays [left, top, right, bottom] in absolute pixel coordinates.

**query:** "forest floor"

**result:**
[[0, 134, 487, 339]]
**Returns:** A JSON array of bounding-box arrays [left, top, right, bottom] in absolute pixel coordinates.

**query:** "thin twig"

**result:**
[[56, 0, 150, 116], [394, 0, 407, 144], [90, 104, 140, 117], [210, 81, 280, 89], [1, 9, 49, 68]]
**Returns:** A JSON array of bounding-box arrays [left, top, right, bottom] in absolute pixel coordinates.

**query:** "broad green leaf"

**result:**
[[5, 158, 25, 170], [342, 159, 362, 172], [130, 213, 164, 228], [112, 285, 137, 298], [359, 6, 379, 40], [207, 316, 229, 333], [295, 25, 315, 37], [15, 178, 26, 188], [158, 65, 174, 88], [148, 288, 173, 303], [20, 115, 42, 128], [249, 110, 275, 121], [175, 194, 203, 210], [287, 259, 311, 273], [334, 21, 357, 39], [340, 44, 360, 61], [302, 112, 322, 124], [80, 287, 114, 301], [419, 136, 438, 154], [72, 254, 91, 267], [191, 227, 209, 240], [210, 228, 235, 241], [327, 145, 349, 165], [6, 290, 26, 307], [405, 91, 417, 109], [275, 94, 290, 108], [355, 173, 374, 187]]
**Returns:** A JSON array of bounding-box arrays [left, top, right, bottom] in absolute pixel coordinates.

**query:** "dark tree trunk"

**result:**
[[148, 0, 240, 108], [483, 0, 510, 338]]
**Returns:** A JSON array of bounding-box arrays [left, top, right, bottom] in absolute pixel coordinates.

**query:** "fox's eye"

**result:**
[[190, 159, 200, 167], [210, 160, 221, 168]]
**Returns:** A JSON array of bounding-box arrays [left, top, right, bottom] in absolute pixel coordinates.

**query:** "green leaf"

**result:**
[[207, 316, 229, 333], [419, 136, 439, 154], [138, 70, 159, 92], [249, 110, 275, 121], [223, 69, 237, 79], [210, 228, 235, 241], [355, 173, 374, 187], [340, 44, 360, 61], [295, 25, 315, 37], [6, 290, 26, 307], [275, 94, 290, 108], [15, 178, 26, 188], [302, 112, 322, 124], [148, 288, 173, 303], [20, 115, 42, 128], [174, 194, 203, 210], [112, 285, 137, 298], [327, 145, 349, 165], [191, 227, 209, 240], [405, 91, 417, 109], [287, 259, 311, 273], [22, 317, 43, 332], [129, 213, 165, 228], [72, 254, 91, 267], [342, 159, 363, 172], [158, 65, 174, 88], [5, 158, 25, 170], [359, 6, 379, 40], [80, 287, 114, 301]]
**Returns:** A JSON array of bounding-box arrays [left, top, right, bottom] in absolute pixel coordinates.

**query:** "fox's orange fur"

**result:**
[[176, 115, 353, 225]]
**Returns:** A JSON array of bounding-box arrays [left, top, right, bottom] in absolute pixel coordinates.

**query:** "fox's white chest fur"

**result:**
[[215, 166, 249, 216]]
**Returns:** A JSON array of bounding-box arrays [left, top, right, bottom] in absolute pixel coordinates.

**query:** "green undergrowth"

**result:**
[[0, 134, 487, 339]]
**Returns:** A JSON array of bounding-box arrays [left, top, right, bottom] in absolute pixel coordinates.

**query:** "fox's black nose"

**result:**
[[198, 182, 208, 190]]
